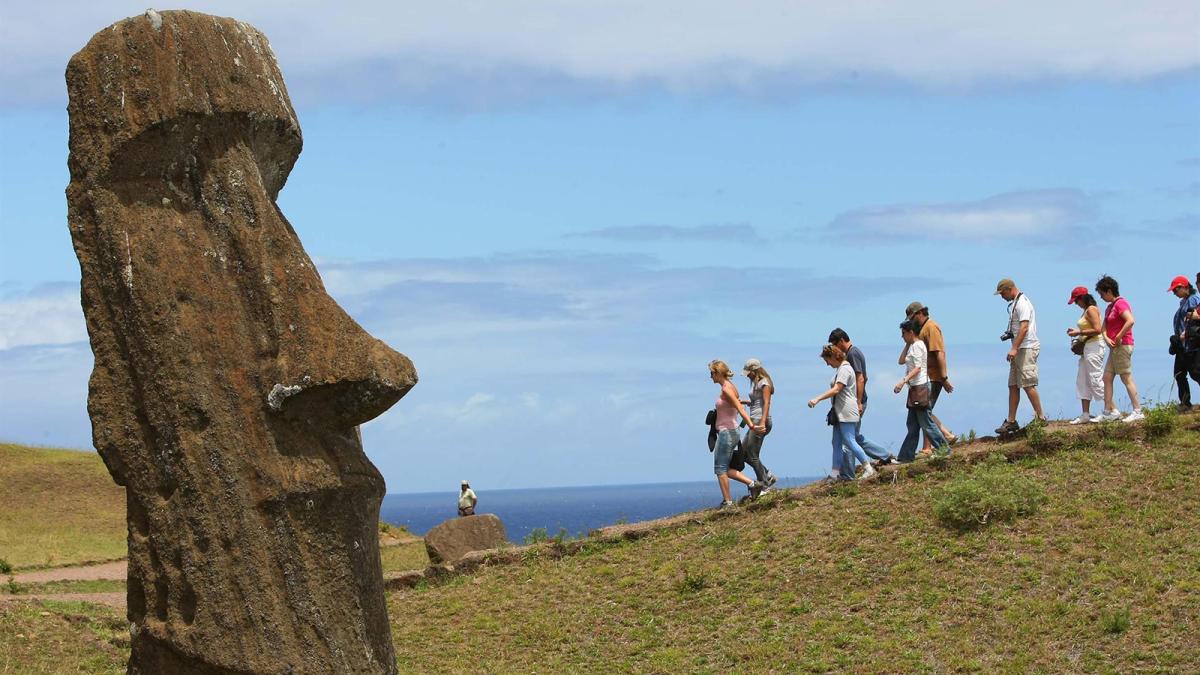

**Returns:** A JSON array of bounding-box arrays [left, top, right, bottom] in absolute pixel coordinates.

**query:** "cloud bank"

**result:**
[[0, 282, 86, 350], [568, 224, 761, 243], [3, 1, 1198, 106], [827, 189, 1098, 243]]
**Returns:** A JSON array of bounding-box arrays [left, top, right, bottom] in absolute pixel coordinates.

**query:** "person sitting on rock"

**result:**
[[458, 480, 477, 516]]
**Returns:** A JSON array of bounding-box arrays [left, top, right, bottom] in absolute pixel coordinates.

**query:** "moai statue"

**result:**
[[65, 10, 416, 674]]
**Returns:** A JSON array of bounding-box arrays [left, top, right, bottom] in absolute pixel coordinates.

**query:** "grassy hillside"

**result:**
[[384, 418, 1200, 673], [0, 443, 126, 569], [2, 415, 1197, 673], [0, 443, 428, 573]]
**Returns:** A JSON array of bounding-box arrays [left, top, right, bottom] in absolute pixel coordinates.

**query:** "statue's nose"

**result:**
[[268, 338, 416, 428]]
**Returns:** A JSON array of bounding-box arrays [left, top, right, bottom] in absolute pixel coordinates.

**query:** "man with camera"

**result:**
[[995, 279, 1045, 434]]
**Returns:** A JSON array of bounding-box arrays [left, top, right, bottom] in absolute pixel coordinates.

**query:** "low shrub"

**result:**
[[1142, 403, 1176, 441], [677, 572, 709, 594], [1092, 419, 1134, 441], [1024, 418, 1066, 451], [1023, 418, 1047, 447], [523, 527, 573, 546], [1100, 607, 1131, 634], [931, 454, 1046, 532], [523, 527, 550, 545], [0, 558, 11, 575]]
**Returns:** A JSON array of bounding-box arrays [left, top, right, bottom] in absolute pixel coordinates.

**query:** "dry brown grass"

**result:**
[[0, 444, 125, 569]]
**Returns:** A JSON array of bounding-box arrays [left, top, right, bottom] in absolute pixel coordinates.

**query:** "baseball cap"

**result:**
[[742, 358, 762, 375], [461, 480, 469, 486], [994, 278, 1015, 295], [1067, 286, 1088, 304], [904, 301, 927, 317], [1168, 275, 1189, 292]]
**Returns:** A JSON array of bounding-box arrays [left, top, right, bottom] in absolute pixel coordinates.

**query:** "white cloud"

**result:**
[[827, 189, 1097, 242], [3, 1, 1197, 106], [567, 224, 762, 242], [0, 283, 86, 350]]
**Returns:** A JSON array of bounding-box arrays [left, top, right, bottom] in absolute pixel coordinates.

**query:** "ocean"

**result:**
[[381, 476, 821, 544]]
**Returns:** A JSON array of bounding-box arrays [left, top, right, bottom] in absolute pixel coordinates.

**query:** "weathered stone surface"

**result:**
[[65, 10, 416, 674], [424, 515, 508, 564]]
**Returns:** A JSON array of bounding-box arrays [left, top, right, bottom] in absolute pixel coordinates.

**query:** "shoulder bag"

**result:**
[[905, 384, 930, 410], [1070, 338, 1086, 356]]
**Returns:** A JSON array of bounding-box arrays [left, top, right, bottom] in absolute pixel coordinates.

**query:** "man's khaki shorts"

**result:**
[[1008, 347, 1039, 388], [1105, 343, 1134, 375]]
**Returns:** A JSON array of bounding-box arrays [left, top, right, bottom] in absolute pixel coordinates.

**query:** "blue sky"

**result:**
[[1, 2, 1198, 493]]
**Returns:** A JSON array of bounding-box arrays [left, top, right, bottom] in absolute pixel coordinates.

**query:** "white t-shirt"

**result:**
[[831, 362, 861, 423], [905, 340, 930, 387], [458, 488, 477, 509], [1009, 294, 1040, 350]]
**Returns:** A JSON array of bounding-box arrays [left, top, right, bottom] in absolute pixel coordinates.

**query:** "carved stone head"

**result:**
[[66, 10, 415, 673]]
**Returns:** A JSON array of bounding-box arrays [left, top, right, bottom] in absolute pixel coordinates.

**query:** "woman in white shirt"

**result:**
[[808, 344, 877, 481], [894, 320, 949, 462]]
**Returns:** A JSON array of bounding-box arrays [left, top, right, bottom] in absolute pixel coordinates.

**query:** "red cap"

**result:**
[[1168, 275, 1189, 292], [1067, 286, 1088, 305]]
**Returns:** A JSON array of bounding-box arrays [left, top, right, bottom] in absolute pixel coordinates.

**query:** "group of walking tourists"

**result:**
[[706, 273, 1200, 507]]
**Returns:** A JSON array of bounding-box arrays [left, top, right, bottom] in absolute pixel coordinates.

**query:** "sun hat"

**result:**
[[994, 278, 1015, 295], [1168, 275, 1190, 292], [1067, 286, 1089, 304], [742, 358, 762, 375], [904, 301, 927, 317]]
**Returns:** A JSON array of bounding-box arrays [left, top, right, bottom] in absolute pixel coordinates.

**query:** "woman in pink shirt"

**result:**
[[1093, 275, 1143, 423], [709, 360, 766, 509]]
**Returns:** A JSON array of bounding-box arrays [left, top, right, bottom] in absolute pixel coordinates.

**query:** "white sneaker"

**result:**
[[1091, 410, 1122, 422], [1121, 410, 1145, 423], [1069, 414, 1091, 425], [859, 463, 877, 480]]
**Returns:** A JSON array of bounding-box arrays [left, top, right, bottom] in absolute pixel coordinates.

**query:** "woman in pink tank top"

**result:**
[[709, 360, 765, 509], [1094, 275, 1143, 423]]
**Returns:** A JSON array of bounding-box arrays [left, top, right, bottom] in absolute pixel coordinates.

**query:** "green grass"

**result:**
[[0, 601, 126, 674], [1142, 402, 1177, 441], [380, 540, 429, 573], [385, 424, 1200, 673], [931, 453, 1046, 531], [0, 443, 126, 569], [2, 420, 1198, 672]]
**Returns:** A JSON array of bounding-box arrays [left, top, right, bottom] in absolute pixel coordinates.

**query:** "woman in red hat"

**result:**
[[1065, 286, 1105, 423], [1169, 275, 1200, 411]]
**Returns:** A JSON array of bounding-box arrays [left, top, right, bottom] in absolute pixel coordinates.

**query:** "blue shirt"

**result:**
[[1177, 292, 1200, 349], [845, 345, 869, 403]]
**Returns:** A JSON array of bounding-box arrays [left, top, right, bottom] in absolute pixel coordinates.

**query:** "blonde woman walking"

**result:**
[[740, 358, 778, 490], [709, 360, 766, 508]]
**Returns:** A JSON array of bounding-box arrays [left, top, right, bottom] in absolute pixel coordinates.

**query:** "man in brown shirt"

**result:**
[[906, 302, 957, 450]]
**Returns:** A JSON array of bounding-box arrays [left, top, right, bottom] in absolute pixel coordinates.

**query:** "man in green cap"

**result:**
[[994, 278, 1045, 434]]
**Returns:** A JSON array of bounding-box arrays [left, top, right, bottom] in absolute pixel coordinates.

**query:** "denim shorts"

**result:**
[[713, 428, 740, 475]]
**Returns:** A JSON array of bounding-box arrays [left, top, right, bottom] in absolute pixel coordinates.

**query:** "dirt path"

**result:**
[[12, 560, 127, 584], [0, 592, 125, 609]]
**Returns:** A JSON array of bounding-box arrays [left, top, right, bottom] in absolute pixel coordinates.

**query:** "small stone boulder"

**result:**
[[424, 515, 507, 564]]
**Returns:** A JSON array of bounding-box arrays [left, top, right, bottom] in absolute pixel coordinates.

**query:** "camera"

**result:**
[[999, 330, 1014, 342]]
